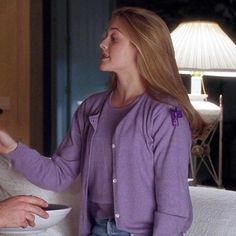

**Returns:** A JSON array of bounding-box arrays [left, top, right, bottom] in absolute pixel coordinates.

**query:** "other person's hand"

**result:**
[[0, 195, 49, 228]]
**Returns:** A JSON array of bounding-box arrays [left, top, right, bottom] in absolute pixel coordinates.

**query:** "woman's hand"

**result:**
[[0, 130, 17, 154], [0, 195, 49, 228]]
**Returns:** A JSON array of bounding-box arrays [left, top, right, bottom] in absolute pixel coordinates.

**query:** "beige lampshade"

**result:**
[[171, 21, 236, 77]]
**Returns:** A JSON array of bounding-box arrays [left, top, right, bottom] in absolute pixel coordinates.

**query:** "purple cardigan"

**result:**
[[6, 90, 192, 236]]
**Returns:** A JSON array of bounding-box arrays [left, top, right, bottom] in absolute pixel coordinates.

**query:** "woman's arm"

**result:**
[[152, 106, 192, 236], [0, 106, 84, 192]]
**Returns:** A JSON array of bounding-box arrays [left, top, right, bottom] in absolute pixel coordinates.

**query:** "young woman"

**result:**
[[0, 7, 206, 236]]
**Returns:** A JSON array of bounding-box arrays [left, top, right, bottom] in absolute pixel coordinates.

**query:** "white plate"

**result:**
[[0, 204, 72, 235]]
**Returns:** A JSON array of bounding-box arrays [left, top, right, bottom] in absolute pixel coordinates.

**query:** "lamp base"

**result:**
[[191, 100, 221, 123], [188, 94, 208, 101]]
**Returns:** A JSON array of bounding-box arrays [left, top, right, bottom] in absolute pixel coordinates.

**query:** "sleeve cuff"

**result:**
[[153, 211, 190, 236], [4, 142, 26, 161]]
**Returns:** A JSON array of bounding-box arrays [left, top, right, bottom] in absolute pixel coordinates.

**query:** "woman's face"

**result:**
[[99, 17, 138, 74]]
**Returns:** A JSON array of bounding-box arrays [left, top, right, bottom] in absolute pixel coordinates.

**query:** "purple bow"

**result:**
[[170, 107, 183, 126]]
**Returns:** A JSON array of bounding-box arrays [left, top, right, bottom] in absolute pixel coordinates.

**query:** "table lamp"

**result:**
[[171, 21, 236, 187]]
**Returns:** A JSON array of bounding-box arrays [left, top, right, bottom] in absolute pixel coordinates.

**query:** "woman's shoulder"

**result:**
[[75, 90, 110, 114], [144, 93, 179, 113], [143, 93, 187, 127]]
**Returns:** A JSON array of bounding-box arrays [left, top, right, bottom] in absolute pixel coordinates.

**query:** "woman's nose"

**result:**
[[100, 39, 108, 49]]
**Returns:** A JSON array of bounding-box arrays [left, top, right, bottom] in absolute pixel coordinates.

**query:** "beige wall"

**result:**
[[0, 0, 43, 151]]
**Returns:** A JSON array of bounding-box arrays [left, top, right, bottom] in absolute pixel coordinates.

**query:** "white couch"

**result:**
[[186, 186, 236, 236]]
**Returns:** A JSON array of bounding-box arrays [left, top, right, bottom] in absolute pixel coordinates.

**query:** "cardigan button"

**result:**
[[112, 144, 116, 149], [115, 213, 120, 218], [113, 178, 117, 183]]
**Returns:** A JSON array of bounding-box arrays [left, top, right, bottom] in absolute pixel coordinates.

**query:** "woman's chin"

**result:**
[[99, 65, 111, 72]]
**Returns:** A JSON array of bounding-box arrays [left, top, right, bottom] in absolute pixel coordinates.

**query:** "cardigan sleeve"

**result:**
[[5, 105, 85, 192], [152, 105, 193, 236]]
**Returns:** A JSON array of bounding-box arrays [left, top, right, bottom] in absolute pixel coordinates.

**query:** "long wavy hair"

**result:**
[[109, 7, 207, 138]]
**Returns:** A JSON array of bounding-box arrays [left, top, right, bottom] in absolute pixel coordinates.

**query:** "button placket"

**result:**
[[111, 137, 120, 223]]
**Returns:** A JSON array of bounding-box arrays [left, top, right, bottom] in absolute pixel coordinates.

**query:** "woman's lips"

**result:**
[[101, 55, 110, 61]]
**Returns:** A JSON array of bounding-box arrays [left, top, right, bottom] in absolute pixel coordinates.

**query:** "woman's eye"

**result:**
[[111, 34, 119, 42], [111, 37, 116, 41]]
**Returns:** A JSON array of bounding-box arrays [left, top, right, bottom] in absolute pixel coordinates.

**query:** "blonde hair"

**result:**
[[110, 7, 207, 138]]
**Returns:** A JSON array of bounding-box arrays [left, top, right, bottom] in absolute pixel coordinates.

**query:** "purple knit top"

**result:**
[[88, 93, 142, 219]]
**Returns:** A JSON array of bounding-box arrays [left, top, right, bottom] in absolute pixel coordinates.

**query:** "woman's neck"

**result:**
[[111, 75, 145, 107]]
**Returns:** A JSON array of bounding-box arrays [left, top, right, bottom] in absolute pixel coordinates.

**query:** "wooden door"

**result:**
[[0, 0, 43, 151]]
